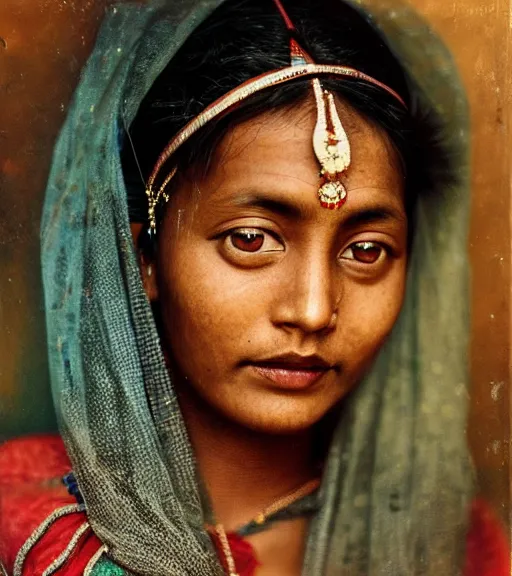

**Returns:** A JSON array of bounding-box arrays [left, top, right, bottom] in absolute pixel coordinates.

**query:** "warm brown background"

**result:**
[[0, 0, 510, 527]]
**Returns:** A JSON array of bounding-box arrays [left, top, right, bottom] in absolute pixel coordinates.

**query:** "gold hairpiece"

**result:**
[[275, 0, 350, 209], [145, 0, 406, 231]]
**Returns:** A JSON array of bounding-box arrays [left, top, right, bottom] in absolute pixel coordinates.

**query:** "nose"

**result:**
[[271, 253, 338, 335]]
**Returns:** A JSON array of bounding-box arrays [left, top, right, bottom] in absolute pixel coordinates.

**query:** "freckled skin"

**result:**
[[145, 99, 408, 435]]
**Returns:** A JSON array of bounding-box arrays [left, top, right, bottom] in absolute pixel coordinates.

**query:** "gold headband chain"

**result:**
[[145, 0, 407, 232]]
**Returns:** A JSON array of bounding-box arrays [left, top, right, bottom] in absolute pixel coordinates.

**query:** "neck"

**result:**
[[177, 386, 317, 532]]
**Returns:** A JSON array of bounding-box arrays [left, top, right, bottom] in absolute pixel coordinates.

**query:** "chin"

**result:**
[[219, 394, 341, 435]]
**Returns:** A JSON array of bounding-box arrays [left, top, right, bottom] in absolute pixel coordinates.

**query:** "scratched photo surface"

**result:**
[[0, 0, 510, 574]]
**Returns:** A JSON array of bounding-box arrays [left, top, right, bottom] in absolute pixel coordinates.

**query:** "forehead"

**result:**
[[204, 97, 404, 203], [165, 98, 406, 228]]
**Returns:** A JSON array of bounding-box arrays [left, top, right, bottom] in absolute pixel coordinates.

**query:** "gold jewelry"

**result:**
[[214, 524, 240, 576], [312, 78, 350, 209], [207, 478, 320, 575], [253, 478, 320, 525]]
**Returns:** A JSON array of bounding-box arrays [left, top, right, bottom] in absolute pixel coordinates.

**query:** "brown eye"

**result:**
[[221, 228, 285, 265], [341, 241, 384, 264], [230, 230, 265, 252]]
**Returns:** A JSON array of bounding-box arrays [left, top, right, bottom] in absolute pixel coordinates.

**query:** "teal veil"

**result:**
[[41, 1, 473, 574]]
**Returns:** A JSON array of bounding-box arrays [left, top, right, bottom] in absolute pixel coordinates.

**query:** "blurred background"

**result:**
[[0, 0, 510, 529]]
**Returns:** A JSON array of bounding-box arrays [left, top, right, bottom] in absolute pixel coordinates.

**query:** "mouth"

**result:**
[[247, 353, 335, 391]]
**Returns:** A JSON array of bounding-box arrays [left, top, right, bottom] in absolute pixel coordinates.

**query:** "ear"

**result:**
[[130, 222, 159, 302]]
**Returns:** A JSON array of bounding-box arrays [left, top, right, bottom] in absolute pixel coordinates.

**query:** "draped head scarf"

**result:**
[[41, 0, 473, 574]]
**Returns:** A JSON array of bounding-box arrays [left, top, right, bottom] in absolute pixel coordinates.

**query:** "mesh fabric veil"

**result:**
[[41, 1, 473, 574]]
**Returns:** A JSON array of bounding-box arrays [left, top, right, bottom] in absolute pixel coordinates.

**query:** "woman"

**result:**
[[0, 0, 508, 574]]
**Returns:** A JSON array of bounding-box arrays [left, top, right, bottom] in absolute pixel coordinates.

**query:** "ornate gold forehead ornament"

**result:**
[[145, 0, 406, 232]]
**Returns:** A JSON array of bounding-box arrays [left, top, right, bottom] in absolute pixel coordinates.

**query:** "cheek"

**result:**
[[339, 261, 407, 373], [158, 243, 263, 376]]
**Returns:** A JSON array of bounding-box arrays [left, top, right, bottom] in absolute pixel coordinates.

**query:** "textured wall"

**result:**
[[0, 0, 111, 437], [0, 0, 510, 520], [408, 0, 511, 522]]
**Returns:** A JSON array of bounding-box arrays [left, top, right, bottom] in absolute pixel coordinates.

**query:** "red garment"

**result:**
[[0, 435, 509, 576], [0, 435, 103, 576]]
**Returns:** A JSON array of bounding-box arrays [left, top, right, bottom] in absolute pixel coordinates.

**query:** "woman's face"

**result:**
[[147, 100, 408, 434]]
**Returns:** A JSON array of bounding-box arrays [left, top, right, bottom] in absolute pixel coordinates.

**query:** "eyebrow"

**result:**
[[343, 206, 406, 228], [230, 192, 304, 219], [227, 190, 405, 226]]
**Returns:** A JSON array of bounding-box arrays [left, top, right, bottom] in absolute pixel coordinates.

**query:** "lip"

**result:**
[[248, 353, 334, 390]]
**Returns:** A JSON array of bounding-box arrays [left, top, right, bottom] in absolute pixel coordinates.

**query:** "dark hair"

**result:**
[[122, 0, 449, 232]]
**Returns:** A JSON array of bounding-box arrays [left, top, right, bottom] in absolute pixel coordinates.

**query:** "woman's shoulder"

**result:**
[[0, 434, 103, 575], [0, 433, 73, 563], [0, 434, 71, 481], [1, 435, 509, 575]]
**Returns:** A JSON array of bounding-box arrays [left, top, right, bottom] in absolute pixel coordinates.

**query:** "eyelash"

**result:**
[[339, 241, 387, 265], [226, 228, 283, 253], [222, 227, 389, 266]]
